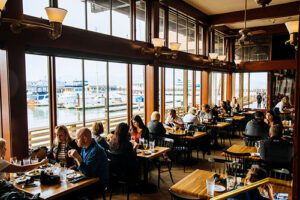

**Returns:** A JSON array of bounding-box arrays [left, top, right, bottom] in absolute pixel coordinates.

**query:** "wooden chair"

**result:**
[[243, 135, 262, 147], [169, 189, 202, 200], [29, 146, 48, 161], [223, 150, 251, 177], [156, 137, 174, 188], [269, 168, 291, 181], [208, 157, 232, 174]]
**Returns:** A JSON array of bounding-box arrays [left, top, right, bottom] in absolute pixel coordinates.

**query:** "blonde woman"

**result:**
[[91, 121, 109, 150], [48, 125, 80, 167], [0, 138, 47, 180]]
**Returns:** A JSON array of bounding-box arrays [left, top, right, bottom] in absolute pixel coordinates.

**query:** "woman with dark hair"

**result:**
[[130, 115, 149, 143], [264, 110, 282, 127], [110, 123, 132, 153], [48, 125, 80, 167]]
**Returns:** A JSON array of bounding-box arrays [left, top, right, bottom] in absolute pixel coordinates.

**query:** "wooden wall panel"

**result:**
[[201, 71, 209, 104]]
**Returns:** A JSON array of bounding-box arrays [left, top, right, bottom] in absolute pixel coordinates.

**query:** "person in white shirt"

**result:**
[[183, 107, 200, 125], [275, 96, 294, 113], [165, 109, 184, 129], [0, 138, 48, 180]]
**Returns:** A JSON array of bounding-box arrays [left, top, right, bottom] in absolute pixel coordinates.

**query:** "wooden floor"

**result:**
[[104, 138, 244, 200]]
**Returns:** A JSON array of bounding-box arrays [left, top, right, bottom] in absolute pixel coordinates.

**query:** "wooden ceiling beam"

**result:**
[[230, 24, 290, 36], [160, 0, 208, 24], [209, 2, 300, 25], [237, 59, 296, 72]]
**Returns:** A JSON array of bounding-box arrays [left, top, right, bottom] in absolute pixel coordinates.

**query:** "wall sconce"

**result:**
[[151, 38, 181, 59], [0, 0, 67, 40], [285, 21, 299, 50], [234, 59, 242, 69]]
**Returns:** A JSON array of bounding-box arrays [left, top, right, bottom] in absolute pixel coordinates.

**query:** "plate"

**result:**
[[214, 185, 226, 192], [15, 176, 31, 184], [66, 169, 75, 174], [143, 150, 152, 155], [66, 173, 81, 180], [250, 152, 260, 157], [25, 169, 42, 177]]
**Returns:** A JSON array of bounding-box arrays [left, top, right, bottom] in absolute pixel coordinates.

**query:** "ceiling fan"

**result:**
[[238, 0, 266, 46]]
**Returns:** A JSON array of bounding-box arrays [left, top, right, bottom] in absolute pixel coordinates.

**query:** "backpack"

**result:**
[[0, 180, 40, 200]]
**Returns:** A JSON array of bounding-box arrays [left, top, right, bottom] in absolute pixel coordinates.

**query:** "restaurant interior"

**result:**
[[0, 0, 299, 199]]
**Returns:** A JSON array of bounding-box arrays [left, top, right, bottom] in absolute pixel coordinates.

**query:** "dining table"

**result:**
[[13, 170, 99, 200], [224, 144, 261, 161], [170, 169, 292, 199]]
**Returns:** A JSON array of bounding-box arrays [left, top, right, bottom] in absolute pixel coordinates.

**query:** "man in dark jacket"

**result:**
[[245, 111, 269, 139], [259, 124, 293, 168]]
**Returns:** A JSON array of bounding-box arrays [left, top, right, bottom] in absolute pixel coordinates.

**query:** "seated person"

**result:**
[[198, 104, 213, 122], [165, 109, 184, 129], [275, 96, 294, 113], [0, 138, 48, 180], [264, 110, 282, 128], [259, 124, 293, 167], [219, 101, 228, 116], [231, 97, 240, 113], [182, 107, 200, 125], [109, 123, 138, 182], [226, 100, 232, 114], [130, 115, 149, 143], [245, 111, 269, 139], [68, 128, 109, 188], [48, 125, 80, 168], [147, 111, 166, 140], [230, 167, 274, 200], [92, 121, 109, 151]]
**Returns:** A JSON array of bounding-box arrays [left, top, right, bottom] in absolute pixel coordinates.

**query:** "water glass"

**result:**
[[149, 141, 155, 153], [139, 138, 144, 145], [59, 168, 67, 182], [31, 157, 39, 164], [255, 141, 261, 153], [226, 176, 236, 191], [206, 177, 215, 197], [143, 140, 148, 150], [23, 158, 31, 165]]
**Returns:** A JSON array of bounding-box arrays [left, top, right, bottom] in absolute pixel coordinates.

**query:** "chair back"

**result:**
[[157, 137, 174, 149], [269, 168, 291, 181], [30, 146, 48, 161], [208, 157, 232, 174], [223, 150, 251, 177], [243, 135, 262, 147]]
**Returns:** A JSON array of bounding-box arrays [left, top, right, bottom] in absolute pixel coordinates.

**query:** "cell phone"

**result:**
[[274, 193, 288, 200]]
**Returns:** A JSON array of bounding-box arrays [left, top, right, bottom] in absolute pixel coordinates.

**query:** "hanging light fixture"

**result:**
[[254, 0, 272, 8], [285, 21, 299, 50], [0, 0, 67, 40]]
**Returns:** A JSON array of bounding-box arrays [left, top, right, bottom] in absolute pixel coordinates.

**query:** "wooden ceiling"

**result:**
[[183, 0, 299, 30]]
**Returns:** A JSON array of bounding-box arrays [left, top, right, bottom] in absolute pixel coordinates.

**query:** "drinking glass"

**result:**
[[255, 141, 261, 153], [143, 140, 148, 150], [10, 156, 17, 164], [149, 141, 155, 153], [226, 176, 235, 191], [31, 157, 39, 164], [206, 177, 215, 197], [139, 138, 144, 146], [23, 158, 31, 165], [59, 167, 67, 182]]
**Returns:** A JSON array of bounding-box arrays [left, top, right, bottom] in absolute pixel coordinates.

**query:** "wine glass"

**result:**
[[143, 140, 148, 150]]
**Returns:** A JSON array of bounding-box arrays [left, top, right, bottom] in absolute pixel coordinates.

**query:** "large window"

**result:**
[[108, 62, 128, 130], [168, 12, 177, 46], [56, 57, 84, 137], [159, 8, 165, 39], [84, 60, 108, 132], [243, 73, 250, 108], [59, 0, 86, 29], [175, 69, 184, 109], [136, 0, 146, 41], [215, 33, 224, 56], [249, 73, 268, 109], [199, 26, 204, 55], [188, 20, 196, 54], [87, 0, 110, 34], [132, 65, 145, 118], [26, 54, 50, 148], [196, 71, 201, 107], [178, 15, 187, 52], [165, 68, 174, 110], [188, 70, 193, 107], [223, 73, 228, 101], [23, 0, 49, 19], [233, 73, 240, 101], [112, 0, 131, 39], [211, 72, 222, 106]]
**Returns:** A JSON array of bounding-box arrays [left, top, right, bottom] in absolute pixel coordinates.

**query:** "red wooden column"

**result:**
[[227, 73, 232, 101], [201, 71, 209, 105]]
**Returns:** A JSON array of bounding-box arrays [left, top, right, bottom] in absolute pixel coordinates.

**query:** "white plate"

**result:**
[[250, 152, 260, 157], [66, 169, 75, 174], [25, 169, 42, 177], [143, 150, 152, 155], [66, 173, 81, 179], [214, 185, 226, 192]]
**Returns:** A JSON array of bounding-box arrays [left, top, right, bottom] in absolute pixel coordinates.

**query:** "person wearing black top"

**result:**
[[259, 124, 293, 168], [147, 111, 166, 141], [91, 121, 109, 151], [245, 111, 269, 139]]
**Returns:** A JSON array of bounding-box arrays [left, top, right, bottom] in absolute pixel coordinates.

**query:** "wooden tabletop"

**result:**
[[171, 169, 292, 199], [232, 116, 246, 121], [14, 175, 99, 200], [170, 169, 215, 199], [226, 144, 257, 154], [168, 130, 207, 140], [137, 146, 170, 160], [208, 122, 231, 128]]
